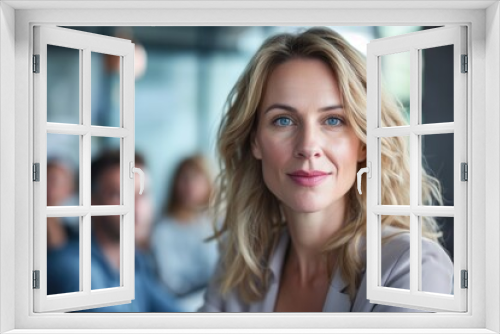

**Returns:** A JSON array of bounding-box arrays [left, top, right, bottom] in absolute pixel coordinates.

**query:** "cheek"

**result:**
[[257, 135, 290, 174], [328, 136, 362, 177]]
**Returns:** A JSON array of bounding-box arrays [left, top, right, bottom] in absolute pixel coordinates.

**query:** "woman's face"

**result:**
[[252, 58, 365, 214]]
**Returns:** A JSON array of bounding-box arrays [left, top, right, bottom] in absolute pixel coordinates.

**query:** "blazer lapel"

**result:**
[[322, 267, 352, 312]]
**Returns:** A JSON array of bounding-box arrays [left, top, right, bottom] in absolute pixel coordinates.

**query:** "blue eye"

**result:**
[[326, 117, 342, 126], [274, 117, 293, 127]]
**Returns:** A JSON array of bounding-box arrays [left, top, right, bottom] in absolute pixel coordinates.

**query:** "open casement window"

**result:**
[[33, 26, 137, 312], [365, 26, 467, 312]]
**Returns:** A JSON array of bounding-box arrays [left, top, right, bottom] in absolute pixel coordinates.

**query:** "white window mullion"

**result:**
[[409, 47, 419, 295], [90, 126, 130, 138], [373, 205, 454, 217], [366, 48, 379, 293], [46, 205, 130, 217], [46, 123, 88, 135], [121, 50, 135, 294], [46, 123, 130, 138], [82, 47, 92, 295], [372, 125, 411, 137], [413, 123, 454, 135]]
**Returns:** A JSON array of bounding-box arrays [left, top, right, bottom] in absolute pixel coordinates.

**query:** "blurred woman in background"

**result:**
[[151, 154, 219, 311]]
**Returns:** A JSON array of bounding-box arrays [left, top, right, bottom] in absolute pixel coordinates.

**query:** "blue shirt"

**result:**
[[47, 236, 181, 312]]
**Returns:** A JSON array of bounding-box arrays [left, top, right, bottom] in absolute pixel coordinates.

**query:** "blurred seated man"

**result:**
[[47, 150, 181, 312]]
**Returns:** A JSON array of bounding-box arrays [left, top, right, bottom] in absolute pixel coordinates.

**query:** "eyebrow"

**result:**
[[263, 103, 344, 114]]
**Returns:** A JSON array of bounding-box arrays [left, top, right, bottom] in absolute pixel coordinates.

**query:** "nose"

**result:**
[[294, 124, 322, 159]]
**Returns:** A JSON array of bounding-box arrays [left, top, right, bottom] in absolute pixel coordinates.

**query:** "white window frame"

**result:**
[[33, 25, 136, 313], [366, 26, 467, 312], [0, 1, 498, 333]]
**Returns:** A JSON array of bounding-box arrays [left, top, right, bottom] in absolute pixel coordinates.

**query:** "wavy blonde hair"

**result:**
[[211, 27, 444, 303]]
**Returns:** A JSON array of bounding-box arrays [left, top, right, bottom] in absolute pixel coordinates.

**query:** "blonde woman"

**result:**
[[200, 27, 453, 312]]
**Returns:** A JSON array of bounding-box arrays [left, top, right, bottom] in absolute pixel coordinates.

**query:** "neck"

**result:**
[[282, 198, 346, 284], [173, 207, 204, 223]]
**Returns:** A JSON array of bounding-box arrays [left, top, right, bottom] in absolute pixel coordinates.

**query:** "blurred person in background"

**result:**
[[47, 150, 181, 312], [151, 154, 219, 311], [46, 158, 79, 248]]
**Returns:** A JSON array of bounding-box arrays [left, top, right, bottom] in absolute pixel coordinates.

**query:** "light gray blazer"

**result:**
[[198, 226, 454, 312]]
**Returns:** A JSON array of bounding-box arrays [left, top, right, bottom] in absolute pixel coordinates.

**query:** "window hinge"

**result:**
[[461, 54, 468, 73], [33, 54, 40, 73], [33, 163, 40, 182], [33, 270, 40, 289], [461, 163, 468, 181], [461, 270, 468, 289]]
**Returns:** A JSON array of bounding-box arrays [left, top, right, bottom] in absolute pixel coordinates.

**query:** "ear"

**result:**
[[357, 143, 366, 163], [251, 131, 263, 160]]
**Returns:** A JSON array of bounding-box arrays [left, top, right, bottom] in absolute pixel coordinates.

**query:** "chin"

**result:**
[[285, 198, 330, 214]]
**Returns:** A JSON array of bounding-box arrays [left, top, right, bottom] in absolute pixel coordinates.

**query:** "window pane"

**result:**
[[47, 133, 79, 206], [91, 137, 121, 205], [380, 51, 410, 127], [380, 136, 410, 205], [91, 216, 121, 290], [91, 52, 121, 128], [380, 215, 410, 291], [421, 133, 454, 206], [47, 45, 80, 124], [420, 216, 454, 295], [420, 45, 454, 124], [47, 216, 80, 295]]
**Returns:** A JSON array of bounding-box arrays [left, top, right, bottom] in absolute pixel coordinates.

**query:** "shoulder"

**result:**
[[380, 227, 453, 294], [47, 239, 79, 262]]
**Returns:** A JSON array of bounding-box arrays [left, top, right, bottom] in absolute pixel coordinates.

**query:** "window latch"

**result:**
[[357, 161, 371, 195], [129, 162, 145, 195]]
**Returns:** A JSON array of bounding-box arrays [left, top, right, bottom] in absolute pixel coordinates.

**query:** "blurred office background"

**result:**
[[46, 26, 455, 311]]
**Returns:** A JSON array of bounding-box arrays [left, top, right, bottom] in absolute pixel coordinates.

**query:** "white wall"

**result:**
[[0, 2, 16, 333], [485, 2, 500, 333]]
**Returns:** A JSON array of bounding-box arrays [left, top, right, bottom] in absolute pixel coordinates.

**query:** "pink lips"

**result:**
[[287, 170, 331, 187]]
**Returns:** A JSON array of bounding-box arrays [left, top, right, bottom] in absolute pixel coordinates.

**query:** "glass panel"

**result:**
[[47, 133, 79, 206], [91, 215, 121, 290], [380, 136, 410, 205], [380, 215, 410, 291], [47, 216, 80, 295], [420, 133, 454, 206], [91, 52, 121, 128], [420, 216, 454, 295], [91, 137, 121, 205], [420, 45, 454, 124], [47, 45, 80, 124], [380, 51, 410, 127]]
